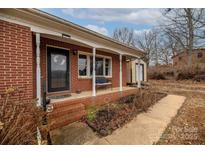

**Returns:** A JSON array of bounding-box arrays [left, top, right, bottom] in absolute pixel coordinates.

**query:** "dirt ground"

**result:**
[[149, 80, 205, 144]]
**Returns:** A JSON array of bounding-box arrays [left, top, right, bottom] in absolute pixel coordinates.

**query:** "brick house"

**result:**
[[0, 9, 145, 129], [173, 48, 205, 67]]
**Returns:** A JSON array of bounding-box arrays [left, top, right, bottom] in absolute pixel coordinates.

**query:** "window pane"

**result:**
[[105, 58, 111, 76], [96, 57, 104, 75], [90, 56, 104, 76], [78, 54, 87, 76], [90, 56, 93, 75], [51, 53, 67, 88]]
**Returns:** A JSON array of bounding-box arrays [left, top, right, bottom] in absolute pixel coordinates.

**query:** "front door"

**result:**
[[47, 46, 69, 92], [136, 64, 144, 82]]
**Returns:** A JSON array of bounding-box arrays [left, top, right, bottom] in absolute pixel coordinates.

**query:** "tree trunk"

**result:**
[[186, 8, 194, 67]]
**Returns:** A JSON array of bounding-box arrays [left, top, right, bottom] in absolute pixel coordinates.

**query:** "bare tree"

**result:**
[[162, 8, 205, 66], [135, 30, 156, 66], [157, 34, 175, 65], [112, 27, 135, 46]]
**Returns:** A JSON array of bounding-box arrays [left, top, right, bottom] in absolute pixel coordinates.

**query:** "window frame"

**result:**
[[78, 51, 112, 78]]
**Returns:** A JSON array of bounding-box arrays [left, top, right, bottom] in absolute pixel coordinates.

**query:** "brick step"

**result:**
[[50, 111, 86, 130], [52, 97, 88, 109], [49, 103, 85, 119]]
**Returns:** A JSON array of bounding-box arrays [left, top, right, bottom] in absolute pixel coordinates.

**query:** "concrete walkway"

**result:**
[[85, 95, 186, 145]]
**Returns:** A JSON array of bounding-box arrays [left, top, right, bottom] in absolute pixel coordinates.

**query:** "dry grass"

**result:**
[[149, 80, 205, 144]]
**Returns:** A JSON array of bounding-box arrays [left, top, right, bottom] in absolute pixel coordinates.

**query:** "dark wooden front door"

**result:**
[[47, 46, 69, 92]]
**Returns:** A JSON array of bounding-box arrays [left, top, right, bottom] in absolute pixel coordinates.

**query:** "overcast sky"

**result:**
[[41, 8, 163, 37]]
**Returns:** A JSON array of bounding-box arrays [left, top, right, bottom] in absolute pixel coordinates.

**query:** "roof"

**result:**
[[0, 8, 145, 57], [33, 9, 143, 53]]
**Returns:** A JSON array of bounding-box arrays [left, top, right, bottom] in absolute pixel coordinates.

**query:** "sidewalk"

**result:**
[[85, 95, 186, 144]]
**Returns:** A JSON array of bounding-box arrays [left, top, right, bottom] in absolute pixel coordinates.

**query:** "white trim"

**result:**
[[119, 54, 122, 92], [78, 51, 112, 59], [36, 33, 41, 106], [92, 48, 96, 97], [77, 51, 112, 78], [103, 58, 106, 76], [137, 59, 141, 88]]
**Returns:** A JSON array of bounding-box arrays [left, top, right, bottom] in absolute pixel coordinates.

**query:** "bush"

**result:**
[[175, 65, 205, 81], [149, 72, 166, 80], [176, 72, 195, 80], [0, 87, 48, 145], [86, 107, 98, 122], [193, 74, 205, 82]]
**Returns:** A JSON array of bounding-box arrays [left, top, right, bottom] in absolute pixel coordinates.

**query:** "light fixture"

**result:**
[[72, 49, 78, 55], [62, 33, 71, 39]]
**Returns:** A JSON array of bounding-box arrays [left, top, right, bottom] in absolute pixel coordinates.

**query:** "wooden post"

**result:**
[[36, 33, 41, 106]]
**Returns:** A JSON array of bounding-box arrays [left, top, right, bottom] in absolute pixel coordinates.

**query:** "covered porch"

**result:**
[[34, 32, 143, 106]]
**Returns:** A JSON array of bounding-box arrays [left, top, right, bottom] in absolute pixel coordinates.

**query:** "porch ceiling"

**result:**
[[39, 33, 139, 58], [40, 33, 93, 49]]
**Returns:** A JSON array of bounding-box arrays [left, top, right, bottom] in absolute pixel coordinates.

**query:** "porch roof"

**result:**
[[0, 8, 145, 58]]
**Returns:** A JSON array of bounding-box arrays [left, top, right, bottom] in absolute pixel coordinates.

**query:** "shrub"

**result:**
[[149, 72, 166, 80], [175, 65, 205, 81], [193, 74, 205, 82], [86, 107, 98, 122], [0, 87, 48, 145], [176, 72, 195, 80]]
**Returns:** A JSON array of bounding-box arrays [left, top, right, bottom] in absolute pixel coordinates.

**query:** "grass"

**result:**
[[150, 80, 205, 144]]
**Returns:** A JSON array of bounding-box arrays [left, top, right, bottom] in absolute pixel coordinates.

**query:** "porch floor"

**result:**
[[50, 86, 137, 103]]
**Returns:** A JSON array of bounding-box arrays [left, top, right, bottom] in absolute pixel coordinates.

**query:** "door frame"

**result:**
[[47, 46, 70, 93], [135, 63, 144, 82]]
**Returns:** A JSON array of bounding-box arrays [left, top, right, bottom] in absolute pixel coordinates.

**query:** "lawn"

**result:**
[[149, 80, 205, 144]]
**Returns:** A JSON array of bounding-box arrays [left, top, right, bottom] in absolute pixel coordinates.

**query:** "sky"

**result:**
[[41, 8, 163, 37]]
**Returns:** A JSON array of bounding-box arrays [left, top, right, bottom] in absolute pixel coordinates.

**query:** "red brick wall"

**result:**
[[33, 37, 127, 95], [173, 49, 205, 67], [0, 20, 33, 101]]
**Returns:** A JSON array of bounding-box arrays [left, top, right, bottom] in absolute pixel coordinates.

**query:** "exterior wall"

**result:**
[[173, 49, 205, 67], [33, 37, 127, 95], [127, 59, 147, 83], [0, 20, 33, 100]]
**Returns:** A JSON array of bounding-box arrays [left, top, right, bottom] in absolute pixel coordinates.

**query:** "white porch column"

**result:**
[[36, 33, 41, 106], [92, 47, 96, 96], [119, 54, 122, 92], [137, 58, 141, 88]]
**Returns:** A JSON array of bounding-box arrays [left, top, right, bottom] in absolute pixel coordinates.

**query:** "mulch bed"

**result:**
[[85, 89, 167, 137]]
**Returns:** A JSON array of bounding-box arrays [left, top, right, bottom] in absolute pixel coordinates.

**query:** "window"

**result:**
[[105, 58, 111, 76], [78, 52, 112, 77], [95, 57, 104, 76], [197, 52, 203, 58], [78, 54, 87, 76]]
